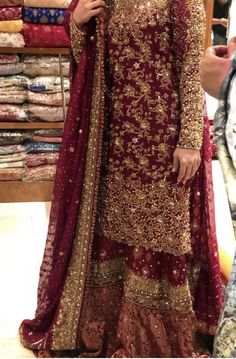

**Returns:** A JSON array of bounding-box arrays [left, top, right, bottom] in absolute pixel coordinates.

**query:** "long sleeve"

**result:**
[[170, 0, 206, 149], [63, 0, 87, 64]]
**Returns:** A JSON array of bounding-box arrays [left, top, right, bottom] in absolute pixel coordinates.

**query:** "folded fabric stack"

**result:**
[[0, 130, 27, 180], [0, 0, 25, 47], [22, 54, 70, 122], [22, 0, 70, 47], [0, 54, 28, 124], [24, 128, 62, 181]]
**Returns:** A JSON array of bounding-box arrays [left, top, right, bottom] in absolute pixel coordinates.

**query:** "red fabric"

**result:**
[[23, 23, 70, 47], [0, 6, 21, 20], [26, 153, 59, 167]]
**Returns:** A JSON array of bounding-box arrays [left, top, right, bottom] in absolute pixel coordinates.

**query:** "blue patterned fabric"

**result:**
[[25, 141, 61, 153], [22, 7, 66, 25]]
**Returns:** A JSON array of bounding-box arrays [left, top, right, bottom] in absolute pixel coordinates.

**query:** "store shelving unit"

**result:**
[[0, 47, 70, 202]]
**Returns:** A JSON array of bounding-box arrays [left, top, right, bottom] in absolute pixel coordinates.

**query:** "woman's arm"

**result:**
[[171, 0, 205, 150]]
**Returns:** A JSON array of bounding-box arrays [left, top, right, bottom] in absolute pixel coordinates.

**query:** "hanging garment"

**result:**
[[19, 0, 223, 357]]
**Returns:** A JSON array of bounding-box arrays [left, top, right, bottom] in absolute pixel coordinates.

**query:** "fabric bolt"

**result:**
[[0, 54, 19, 64], [0, 0, 22, 7], [23, 0, 70, 9], [0, 32, 25, 47], [27, 90, 69, 106], [25, 141, 61, 153], [26, 152, 59, 167], [0, 104, 27, 122], [23, 59, 70, 77], [0, 144, 25, 154], [0, 19, 23, 32], [23, 164, 57, 181], [0, 160, 24, 168], [0, 75, 27, 88], [19, 0, 223, 357], [0, 89, 26, 104], [0, 131, 30, 146], [24, 104, 65, 122], [22, 7, 66, 25], [23, 24, 70, 48], [0, 152, 25, 163], [33, 129, 63, 137], [0, 7, 22, 21], [27, 76, 70, 93], [0, 167, 24, 180], [31, 136, 62, 143]]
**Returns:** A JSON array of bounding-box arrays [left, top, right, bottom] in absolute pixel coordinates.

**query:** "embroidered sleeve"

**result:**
[[69, 14, 87, 64], [171, 0, 205, 149]]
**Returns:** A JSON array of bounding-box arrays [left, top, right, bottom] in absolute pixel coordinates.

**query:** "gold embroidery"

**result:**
[[69, 15, 86, 64], [99, 177, 191, 256], [52, 20, 105, 350], [124, 269, 193, 313], [90, 258, 125, 287], [172, 0, 205, 149]]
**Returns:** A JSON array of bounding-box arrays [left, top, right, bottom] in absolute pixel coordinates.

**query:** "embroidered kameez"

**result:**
[[19, 0, 223, 357]]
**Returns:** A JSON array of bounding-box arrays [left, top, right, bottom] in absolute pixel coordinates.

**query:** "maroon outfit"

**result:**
[[19, 0, 223, 357]]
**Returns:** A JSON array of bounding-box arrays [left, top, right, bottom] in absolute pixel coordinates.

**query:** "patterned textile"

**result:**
[[23, 0, 70, 9], [33, 129, 63, 137], [0, 0, 22, 7], [22, 56, 70, 77], [0, 131, 29, 146], [0, 160, 24, 168], [0, 144, 25, 154], [31, 135, 62, 143], [0, 54, 19, 63], [27, 90, 70, 106], [24, 104, 65, 122], [19, 0, 223, 357], [25, 141, 61, 153], [0, 19, 23, 32], [0, 32, 25, 47], [0, 167, 24, 180], [0, 75, 27, 88], [0, 89, 26, 104], [0, 7, 22, 21], [23, 7, 66, 25], [26, 152, 59, 167], [0, 104, 27, 121], [23, 23, 70, 47], [213, 253, 236, 357], [23, 164, 56, 181], [0, 63, 23, 75], [27, 76, 69, 93], [0, 152, 25, 163], [226, 74, 236, 169]]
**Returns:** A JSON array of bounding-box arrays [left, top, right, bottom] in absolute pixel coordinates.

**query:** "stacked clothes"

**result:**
[[0, 129, 62, 181], [0, 131, 27, 180], [22, 0, 70, 47], [23, 54, 70, 122], [24, 129, 62, 181], [0, 0, 25, 47], [0, 54, 28, 121]]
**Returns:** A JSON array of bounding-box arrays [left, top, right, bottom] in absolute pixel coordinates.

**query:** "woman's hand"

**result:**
[[73, 0, 107, 29], [172, 148, 201, 185]]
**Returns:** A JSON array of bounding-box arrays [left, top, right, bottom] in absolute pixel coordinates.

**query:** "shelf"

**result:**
[[0, 181, 54, 202], [0, 122, 64, 130], [0, 47, 70, 55]]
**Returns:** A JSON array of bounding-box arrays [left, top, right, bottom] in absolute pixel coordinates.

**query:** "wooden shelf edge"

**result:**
[[0, 47, 70, 55], [0, 122, 64, 129], [0, 181, 54, 202]]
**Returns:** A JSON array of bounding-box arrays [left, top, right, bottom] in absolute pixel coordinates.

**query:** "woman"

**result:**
[[20, 0, 223, 357]]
